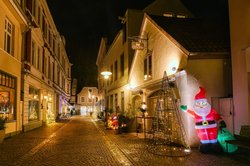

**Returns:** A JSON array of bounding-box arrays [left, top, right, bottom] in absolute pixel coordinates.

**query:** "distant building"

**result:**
[[77, 87, 98, 116], [70, 78, 77, 105]]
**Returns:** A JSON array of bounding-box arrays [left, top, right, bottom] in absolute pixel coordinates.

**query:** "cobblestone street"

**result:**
[[0, 116, 249, 166]]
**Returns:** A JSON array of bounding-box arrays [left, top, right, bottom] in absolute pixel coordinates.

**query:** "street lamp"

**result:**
[[140, 102, 147, 139], [100, 70, 112, 127], [101, 71, 112, 79]]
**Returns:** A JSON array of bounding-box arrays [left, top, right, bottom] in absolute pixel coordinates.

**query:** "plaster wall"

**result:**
[[229, 0, 250, 134]]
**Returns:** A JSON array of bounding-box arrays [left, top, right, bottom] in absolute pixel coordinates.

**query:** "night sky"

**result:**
[[46, 0, 228, 93]]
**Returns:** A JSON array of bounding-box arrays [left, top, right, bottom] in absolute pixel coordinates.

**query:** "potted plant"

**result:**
[[0, 116, 6, 143]]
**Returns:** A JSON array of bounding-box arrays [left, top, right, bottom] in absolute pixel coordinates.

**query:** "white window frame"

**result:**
[[4, 18, 14, 55]]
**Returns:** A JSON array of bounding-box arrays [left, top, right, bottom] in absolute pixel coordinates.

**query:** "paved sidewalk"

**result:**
[[94, 118, 250, 166], [0, 116, 249, 166]]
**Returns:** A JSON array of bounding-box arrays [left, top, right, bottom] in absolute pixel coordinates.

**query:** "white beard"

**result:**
[[194, 104, 211, 117]]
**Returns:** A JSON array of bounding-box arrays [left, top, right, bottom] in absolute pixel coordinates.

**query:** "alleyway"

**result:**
[[0, 116, 249, 166]]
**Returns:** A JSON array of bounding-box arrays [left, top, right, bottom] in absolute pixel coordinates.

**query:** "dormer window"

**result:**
[[177, 14, 186, 18], [163, 12, 173, 17]]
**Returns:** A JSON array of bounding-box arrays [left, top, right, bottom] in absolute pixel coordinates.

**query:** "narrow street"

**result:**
[[0, 116, 249, 166]]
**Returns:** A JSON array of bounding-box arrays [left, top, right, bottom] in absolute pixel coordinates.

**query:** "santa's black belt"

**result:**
[[196, 120, 216, 126]]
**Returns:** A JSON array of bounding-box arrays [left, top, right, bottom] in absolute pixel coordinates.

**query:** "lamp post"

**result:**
[[100, 71, 112, 127], [140, 102, 147, 139]]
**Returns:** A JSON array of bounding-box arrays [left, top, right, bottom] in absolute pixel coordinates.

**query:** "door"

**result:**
[[212, 97, 234, 133]]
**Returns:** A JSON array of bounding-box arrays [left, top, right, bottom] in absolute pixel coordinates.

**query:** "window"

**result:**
[[42, 49, 45, 74], [37, 47, 41, 71], [80, 97, 85, 103], [44, 56, 47, 76], [52, 62, 54, 81], [48, 29, 51, 46], [57, 43, 61, 60], [0, 70, 16, 121], [115, 93, 118, 112], [32, 0, 37, 18], [120, 54, 124, 77], [110, 65, 113, 83], [57, 65, 60, 84], [48, 57, 51, 80], [62, 76, 65, 90], [144, 52, 152, 81], [4, 18, 14, 55], [28, 86, 39, 121], [31, 41, 36, 66], [37, 6, 41, 26], [114, 60, 118, 81], [121, 92, 124, 112]]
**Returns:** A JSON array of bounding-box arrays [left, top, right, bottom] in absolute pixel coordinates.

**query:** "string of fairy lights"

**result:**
[[147, 71, 191, 157]]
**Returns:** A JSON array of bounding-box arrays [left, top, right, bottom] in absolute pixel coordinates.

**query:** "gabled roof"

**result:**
[[149, 15, 230, 55], [144, 0, 193, 18]]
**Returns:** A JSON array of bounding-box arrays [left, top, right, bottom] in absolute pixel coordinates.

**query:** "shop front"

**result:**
[[0, 70, 21, 136], [41, 91, 55, 123]]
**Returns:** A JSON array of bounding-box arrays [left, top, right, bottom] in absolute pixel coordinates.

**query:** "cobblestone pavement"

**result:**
[[0, 116, 249, 166]]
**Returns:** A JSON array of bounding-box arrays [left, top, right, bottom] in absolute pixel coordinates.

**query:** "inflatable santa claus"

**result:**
[[181, 87, 226, 153]]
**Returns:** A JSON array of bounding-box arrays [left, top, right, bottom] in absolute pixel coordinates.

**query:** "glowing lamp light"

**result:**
[[101, 71, 112, 79], [141, 102, 147, 112], [184, 149, 191, 153]]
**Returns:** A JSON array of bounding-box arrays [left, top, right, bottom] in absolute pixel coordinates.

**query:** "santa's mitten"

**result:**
[[219, 120, 227, 129], [180, 105, 187, 112]]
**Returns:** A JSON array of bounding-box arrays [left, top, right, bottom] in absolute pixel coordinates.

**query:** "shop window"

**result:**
[[28, 86, 39, 121], [0, 71, 16, 121]]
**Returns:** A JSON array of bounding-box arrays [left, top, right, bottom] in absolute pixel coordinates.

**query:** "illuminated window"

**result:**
[[0, 70, 16, 121], [163, 12, 174, 17], [28, 86, 39, 121], [144, 52, 152, 81]]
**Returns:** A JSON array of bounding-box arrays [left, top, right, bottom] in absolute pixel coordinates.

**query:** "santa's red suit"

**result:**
[[183, 87, 221, 144], [186, 108, 221, 144]]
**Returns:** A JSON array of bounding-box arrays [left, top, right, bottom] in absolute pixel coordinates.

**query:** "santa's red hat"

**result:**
[[195, 87, 206, 100]]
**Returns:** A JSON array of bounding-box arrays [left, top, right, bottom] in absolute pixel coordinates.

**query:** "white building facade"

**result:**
[[21, 0, 71, 131]]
